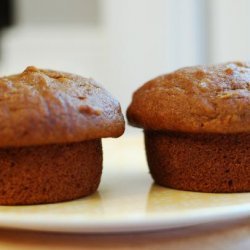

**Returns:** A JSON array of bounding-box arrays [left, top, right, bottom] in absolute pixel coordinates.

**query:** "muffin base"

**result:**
[[0, 140, 102, 205], [144, 131, 250, 193]]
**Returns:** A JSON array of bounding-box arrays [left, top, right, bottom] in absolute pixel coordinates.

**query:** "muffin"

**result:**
[[127, 62, 250, 193], [0, 66, 125, 205]]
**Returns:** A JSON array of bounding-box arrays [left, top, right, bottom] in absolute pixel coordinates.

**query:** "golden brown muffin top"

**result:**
[[0, 66, 125, 148], [127, 62, 250, 134]]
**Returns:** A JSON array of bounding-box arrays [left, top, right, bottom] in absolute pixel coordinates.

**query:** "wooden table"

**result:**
[[0, 218, 249, 250]]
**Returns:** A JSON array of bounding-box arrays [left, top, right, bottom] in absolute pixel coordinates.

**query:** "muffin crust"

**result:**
[[127, 62, 250, 134], [0, 66, 125, 148]]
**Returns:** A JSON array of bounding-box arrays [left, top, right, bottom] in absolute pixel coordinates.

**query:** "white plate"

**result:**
[[0, 136, 249, 233]]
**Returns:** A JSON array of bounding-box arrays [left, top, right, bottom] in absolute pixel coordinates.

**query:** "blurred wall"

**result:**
[[15, 0, 100, 25], [0, 0, 207, 110], [0, 0, 249, 121], [208, 0, 250, 63], [101, 0, 207, 110]]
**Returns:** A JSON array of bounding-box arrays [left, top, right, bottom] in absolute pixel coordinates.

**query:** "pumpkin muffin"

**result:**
[[0, 66, 125, 205], [127, 62, 250, 193]]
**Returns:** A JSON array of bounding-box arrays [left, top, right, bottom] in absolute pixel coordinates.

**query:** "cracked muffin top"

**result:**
[[0, 66, 125, 148], [127, 62, 250, 134]]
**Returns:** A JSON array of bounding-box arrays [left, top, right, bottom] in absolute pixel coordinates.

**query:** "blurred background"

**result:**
[[0, 0, 249, 115]]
